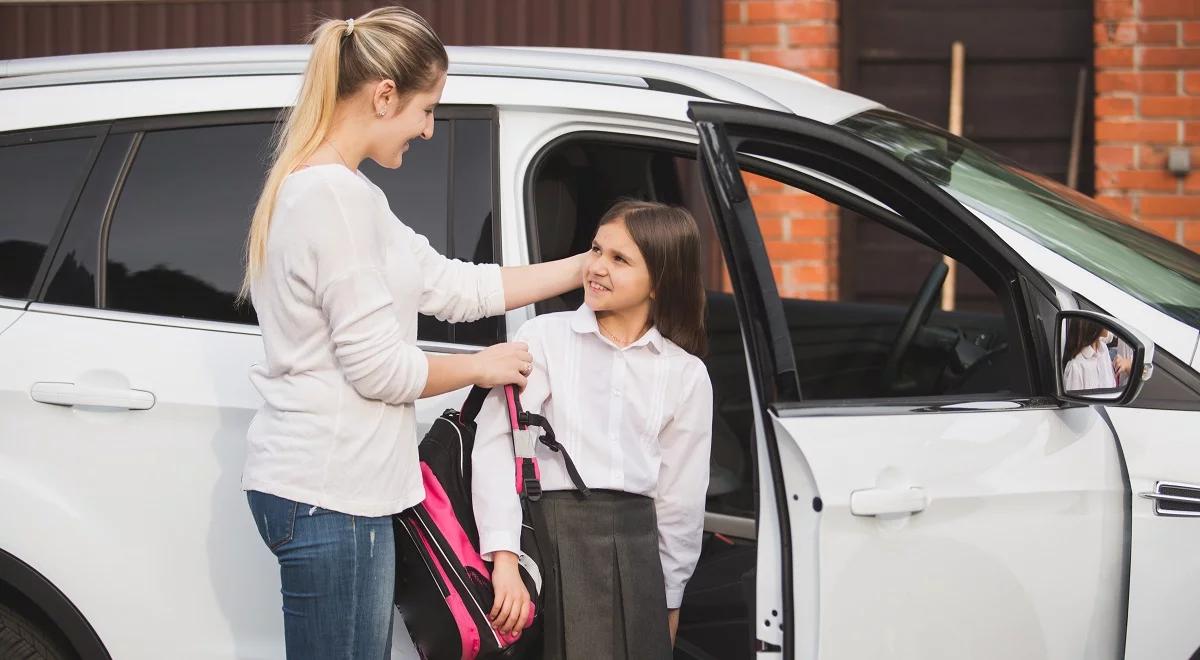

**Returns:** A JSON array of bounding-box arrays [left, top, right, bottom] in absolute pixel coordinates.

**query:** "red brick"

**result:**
[[1142, 0, 1200, 19], [724, 1, 742, 23], [1186, 72, 1200, 94], [1139, 219, 1181, 240], [1097, 169, 1180, 191], [786, 262, 832, 285], [1185, 170, 1200, 190], [1184, 220, 1200, 242], [1096, 47, 1135, 67], [748, 48, 837, 70], [1096, 120, 1180, 142], [1096, 71, 1178, 93], [1097, 145, 1136, 169], [1185, 22, 1200, 43], [724, 47, 745, 60], [1096, 96, 1136, 117], [1143, 95, 1200, 117], [1096, 194, 1135, 216], [1096, 0, 1136, 20], [1142, 195, 1200, 216], [1140, 22, 1181, 44], [765, 240, 828, 261], [789, 217, 835, 238], [1095, 21, 1138, 46], [1187, 121, 1200, 142], [1142, 47, 1200, 68], [744, 172, 784, 192], [744, 172, 783, 192], [759, 218, 786, 241], [787, 24, 837, 46], [746, 1, 837, 23], [1139, 145, 1171, 169], [750, 191, 830, 215], [726, 24, 781, 46]]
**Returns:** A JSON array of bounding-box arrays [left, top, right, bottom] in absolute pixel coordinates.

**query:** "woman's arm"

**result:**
[[500, 253, 588, 311], [421, 343, 533, 398]]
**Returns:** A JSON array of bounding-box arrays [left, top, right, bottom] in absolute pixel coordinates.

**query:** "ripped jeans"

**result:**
[[246, 491, 396, 660]]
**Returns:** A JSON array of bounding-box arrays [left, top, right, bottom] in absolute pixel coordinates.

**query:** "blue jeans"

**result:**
[[247, 491, 396, 660]]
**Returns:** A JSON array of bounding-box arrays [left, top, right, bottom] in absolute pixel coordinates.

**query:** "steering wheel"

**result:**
[[879, 261, 949, 394]]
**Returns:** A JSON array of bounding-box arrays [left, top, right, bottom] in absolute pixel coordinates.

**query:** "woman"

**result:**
[[472, 200, 714, 659], [238, 8, 586, 658]]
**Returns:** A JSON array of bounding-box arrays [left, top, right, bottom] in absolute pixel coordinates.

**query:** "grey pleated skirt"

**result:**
[[535, 490, 673, 660]]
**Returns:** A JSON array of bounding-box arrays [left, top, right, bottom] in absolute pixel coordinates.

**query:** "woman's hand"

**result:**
[[489, 551, 531, 636], [472, 342, 534, 389]]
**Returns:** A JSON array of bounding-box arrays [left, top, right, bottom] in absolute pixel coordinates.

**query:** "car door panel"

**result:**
[[774, 404, 1124, 659], [1106, 406, 1200, 660], [691, 101, 1125, 660]]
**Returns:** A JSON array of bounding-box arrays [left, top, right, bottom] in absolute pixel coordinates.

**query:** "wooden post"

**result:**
[[1067, 66, 1087, 190], [942, 41, 964, 312]]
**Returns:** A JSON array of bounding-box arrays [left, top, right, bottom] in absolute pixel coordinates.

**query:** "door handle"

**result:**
[[30, 382, 155, 410], [850, 486, 928, 516]]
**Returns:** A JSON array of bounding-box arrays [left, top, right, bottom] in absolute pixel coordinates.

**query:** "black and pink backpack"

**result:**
[[394, 384, 588, 660]]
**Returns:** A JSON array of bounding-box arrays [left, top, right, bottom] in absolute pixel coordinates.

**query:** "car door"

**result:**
[[0, 107, 502, 660], [689, 102, 1127, 660], [1104, 352, 1200, 659]]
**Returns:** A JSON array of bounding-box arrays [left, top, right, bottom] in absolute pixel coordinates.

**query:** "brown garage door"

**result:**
[[839, 0, 1094, 309], [1, 0, 720, 59]]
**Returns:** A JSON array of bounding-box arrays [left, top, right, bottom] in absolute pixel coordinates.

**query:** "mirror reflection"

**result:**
[[1061, 317, 1133, 399]]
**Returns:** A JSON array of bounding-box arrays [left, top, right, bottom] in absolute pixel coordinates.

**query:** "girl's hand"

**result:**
[[668, 608, 680, 645], [489, 551, 531, 636], [472, 342, 533, 389]]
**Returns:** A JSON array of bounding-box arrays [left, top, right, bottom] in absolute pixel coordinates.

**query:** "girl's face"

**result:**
[[584, 219, 654, 315], [367, 72, 446, 169]]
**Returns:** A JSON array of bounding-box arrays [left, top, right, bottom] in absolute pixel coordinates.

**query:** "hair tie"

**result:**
[[344, 18, 355, 35]]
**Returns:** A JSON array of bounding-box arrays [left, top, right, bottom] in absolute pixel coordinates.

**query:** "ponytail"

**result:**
[[239, 7, 447, 302]]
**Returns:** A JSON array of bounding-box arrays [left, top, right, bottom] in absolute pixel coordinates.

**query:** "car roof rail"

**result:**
[[0, 45, 790, 111]]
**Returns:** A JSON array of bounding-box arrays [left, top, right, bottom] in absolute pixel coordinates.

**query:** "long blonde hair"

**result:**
[[239, 6, 448, 301]]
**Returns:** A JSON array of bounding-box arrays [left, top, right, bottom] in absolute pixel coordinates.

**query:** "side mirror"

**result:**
[[1056, 310, 1154, 406]]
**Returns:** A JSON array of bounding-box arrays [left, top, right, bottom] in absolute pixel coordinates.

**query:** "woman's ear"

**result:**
[[373, 79, 397, 113]]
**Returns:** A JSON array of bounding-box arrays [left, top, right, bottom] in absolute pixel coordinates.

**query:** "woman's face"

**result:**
[[367, 72, 446, 169], [584, 219, 654, 314]]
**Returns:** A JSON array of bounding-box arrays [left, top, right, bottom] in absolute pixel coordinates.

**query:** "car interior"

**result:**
[[528, 137, 1028, 659]]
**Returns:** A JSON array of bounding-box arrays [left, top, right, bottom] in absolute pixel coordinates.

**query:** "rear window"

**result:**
[[0, 134, 97, 299]]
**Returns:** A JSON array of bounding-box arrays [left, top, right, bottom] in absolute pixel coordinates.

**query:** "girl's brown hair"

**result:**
[[240, 6, 448, 300], [1062, 317, 1106, 364], [597, 200, 708, 357]]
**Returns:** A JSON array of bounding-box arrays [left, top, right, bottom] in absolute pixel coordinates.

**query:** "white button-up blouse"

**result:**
[[471, 305, 713, 608]]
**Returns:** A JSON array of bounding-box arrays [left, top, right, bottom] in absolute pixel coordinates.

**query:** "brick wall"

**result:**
[[723, 0, 841, 299], [1093, 0, 1200, 250]]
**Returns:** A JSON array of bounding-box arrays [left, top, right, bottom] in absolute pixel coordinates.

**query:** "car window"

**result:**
[[840, 109, 1200, 329], [105, 123, 271, 324], [0, 134, 98, 299], [98, 115, 500, 343]]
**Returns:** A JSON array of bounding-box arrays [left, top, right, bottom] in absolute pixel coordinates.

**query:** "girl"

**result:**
[[472, 200, 714, 659], [1062, 319, 1130, 391], [239, 8, 587, 659]]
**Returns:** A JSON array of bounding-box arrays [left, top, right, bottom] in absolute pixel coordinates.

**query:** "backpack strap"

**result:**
[[504, 385, 590, 501], [459, 385, 491, 424]]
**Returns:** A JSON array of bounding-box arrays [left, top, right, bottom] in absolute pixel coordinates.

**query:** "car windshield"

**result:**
[[838, 109, 1200, 329]]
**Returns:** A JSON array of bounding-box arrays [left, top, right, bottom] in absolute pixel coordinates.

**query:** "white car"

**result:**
[[1, 46, 1198, 660]]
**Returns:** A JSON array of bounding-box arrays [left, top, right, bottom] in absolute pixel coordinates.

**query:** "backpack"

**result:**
[[394, 384, 589, 660]]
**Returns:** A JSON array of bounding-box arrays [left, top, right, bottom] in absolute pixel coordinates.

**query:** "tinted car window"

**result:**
[[0, 135, 97, 299], [101, 115, 500, 343], [105, 123, 271, 324]]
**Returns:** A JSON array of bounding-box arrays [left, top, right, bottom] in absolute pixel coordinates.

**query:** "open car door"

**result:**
[[689, 102, 1127, 660]]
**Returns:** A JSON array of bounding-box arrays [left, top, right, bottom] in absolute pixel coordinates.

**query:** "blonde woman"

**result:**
[[239, 8, 585, 658]]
